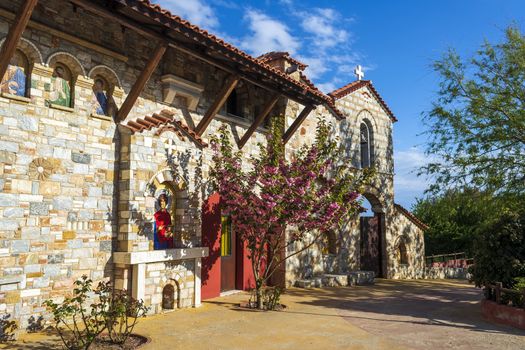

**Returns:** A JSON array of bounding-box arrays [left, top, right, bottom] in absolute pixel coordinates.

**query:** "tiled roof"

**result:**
[[329, 80, 398, 122], [394, 203, 429, 230], [258, 51, 308, 71], [123, 1, 325, 101], [122, 109, 208, 148], [118, 1, 345, 119]]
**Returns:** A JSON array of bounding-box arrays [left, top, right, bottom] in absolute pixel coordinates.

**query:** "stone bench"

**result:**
[[294, 277, 323, 288], [322, 274, 349, 287], [348, 271, 375, 286]]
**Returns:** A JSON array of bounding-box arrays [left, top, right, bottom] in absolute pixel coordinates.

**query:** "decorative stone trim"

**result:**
[[113, 247, 208, 264], [32, 63, 54, 77], [1, 93, 31, 103], [76, 75, 94, 89], [160, 74, 204, 111], [90, 113, 113, 122], [49, 103, 74, 113]]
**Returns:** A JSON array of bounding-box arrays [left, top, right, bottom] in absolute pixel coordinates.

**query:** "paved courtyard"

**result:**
[[9, 280, 525, 350]]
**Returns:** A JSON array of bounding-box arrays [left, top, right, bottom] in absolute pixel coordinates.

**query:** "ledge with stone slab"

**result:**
[[113, 247, 209, 307], [295, 271, 375, 288]]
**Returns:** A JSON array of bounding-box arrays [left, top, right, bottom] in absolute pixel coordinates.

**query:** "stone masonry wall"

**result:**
[[0, 1, 275, 327]]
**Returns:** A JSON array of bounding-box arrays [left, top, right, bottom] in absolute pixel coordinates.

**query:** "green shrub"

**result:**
[[0, 314, 17, 342], [44, 275, 107, 350], [100, 287, 149, 345], [469, 211, 525, 288]]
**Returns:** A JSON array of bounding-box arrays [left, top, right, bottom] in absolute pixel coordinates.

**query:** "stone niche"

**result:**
[[160, 74, 204, 111]]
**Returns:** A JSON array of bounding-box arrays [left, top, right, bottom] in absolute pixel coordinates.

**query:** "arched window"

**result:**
[[0, 49, 29, 97], [91, 76, 116, 117], [398, 242, 408, 265], [89, 65, 122, 118], [360, 122, 371, 168], [48, 62, 73, 108]]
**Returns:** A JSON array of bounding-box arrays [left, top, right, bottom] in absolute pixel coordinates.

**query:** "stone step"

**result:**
[[294, 277, 322, 288], [322, 274, 349, 287], [348, 271, 375, 286]]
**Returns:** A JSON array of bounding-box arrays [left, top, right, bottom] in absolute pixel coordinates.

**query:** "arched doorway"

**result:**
[[359, 193, 385, 277]]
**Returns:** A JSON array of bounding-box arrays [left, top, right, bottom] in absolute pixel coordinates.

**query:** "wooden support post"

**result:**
[[238, 93, 280, 149], [117, 42, 167, 122], [0, 0, 38, 81], [195, 75, 240, 136], [282, 105, 314, 145]]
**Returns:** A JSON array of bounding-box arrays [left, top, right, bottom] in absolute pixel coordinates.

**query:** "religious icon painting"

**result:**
[[153, 188, 175, 250], [91, 77, 109, 116], [0, 50, 28, 97], [48, 63, 72, 107]]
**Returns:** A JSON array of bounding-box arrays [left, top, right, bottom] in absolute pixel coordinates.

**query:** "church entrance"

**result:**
[[220, 216, 237, 292], [359, 194, 384, 277]]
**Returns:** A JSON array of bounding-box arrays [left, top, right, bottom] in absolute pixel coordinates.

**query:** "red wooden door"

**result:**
[[220, 216, 236, 292]]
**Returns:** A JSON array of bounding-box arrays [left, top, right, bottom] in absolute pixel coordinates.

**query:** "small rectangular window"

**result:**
[[221, 216, 232, 256]]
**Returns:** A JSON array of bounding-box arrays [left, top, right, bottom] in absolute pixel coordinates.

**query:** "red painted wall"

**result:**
[[201, 193, 255, 299], [201, 193, 221, 300], [236, 240, 256, 291], [481, 299, 525, 330]]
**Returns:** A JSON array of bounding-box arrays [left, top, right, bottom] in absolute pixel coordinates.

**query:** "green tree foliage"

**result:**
[[412, 188, 496, 256], [469, 209, 525, 289], [421, 26, 525, 194]]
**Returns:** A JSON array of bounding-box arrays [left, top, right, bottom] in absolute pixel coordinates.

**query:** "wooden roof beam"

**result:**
[[117, 41, 167, 122], [69, 0, 322, 107], [195, 74, 240, 136], [238, 93, 280, 149], [283, 105, 314, 145], [0, 0, 38, 82]]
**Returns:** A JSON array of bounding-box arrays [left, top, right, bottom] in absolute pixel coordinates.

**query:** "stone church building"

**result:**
[[0, 0, 427, 328]]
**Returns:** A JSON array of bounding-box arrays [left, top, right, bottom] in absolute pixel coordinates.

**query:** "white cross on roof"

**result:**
[[354, 65, 364, 81]]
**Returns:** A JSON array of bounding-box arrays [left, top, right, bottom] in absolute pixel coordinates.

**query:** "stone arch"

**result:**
[[361, 189, 386, 214], [0, 37, 43, 98], [162, 274, 183, 309], [146, 168, 191, 249], [393, 235, 411, 265], [359, 190, 387, 277], [146, 168, 188, 194], [0, 37, 44, 65], [46, 51, 86, 77], [88, 65, 122, 89], [88, 65, 121, 117]]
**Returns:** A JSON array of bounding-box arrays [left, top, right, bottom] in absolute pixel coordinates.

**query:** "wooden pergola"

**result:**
[[0, 0, 336, 147]]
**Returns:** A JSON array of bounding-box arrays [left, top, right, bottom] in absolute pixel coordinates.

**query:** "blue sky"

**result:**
[[157, 0, 525, 209]]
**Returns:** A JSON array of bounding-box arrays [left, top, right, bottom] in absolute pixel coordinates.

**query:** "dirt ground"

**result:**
[[6, 279, 525, 350]]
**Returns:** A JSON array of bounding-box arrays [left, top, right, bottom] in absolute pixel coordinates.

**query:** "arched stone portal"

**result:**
[[359, 192, 386, 277]]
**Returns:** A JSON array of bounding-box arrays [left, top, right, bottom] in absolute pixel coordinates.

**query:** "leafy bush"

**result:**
[[469, 211, 525, 289], [44, 275, 107, 350], [100, 286, 149, 345], [0, 314, 17, 342], [45, 276, 149, 350]]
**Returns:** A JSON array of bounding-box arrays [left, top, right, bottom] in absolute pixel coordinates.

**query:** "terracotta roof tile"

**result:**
[[394, 203, 429, 231], [329, 80, 398, 122], [129, 1, 326, 102], [123, 109, 207, 148]]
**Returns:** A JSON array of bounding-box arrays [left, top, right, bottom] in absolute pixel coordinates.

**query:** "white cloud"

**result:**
[[240, 10, 300, 56], [300, 8, 350, 49], [394, 147, 434, 207], [157, 0, 219, 30]]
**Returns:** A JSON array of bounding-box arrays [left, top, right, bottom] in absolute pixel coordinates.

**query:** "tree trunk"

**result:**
[[255, 280, 263, 310]]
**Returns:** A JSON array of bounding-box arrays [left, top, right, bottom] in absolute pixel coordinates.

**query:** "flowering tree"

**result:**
[[210, 116, 372, 309]]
